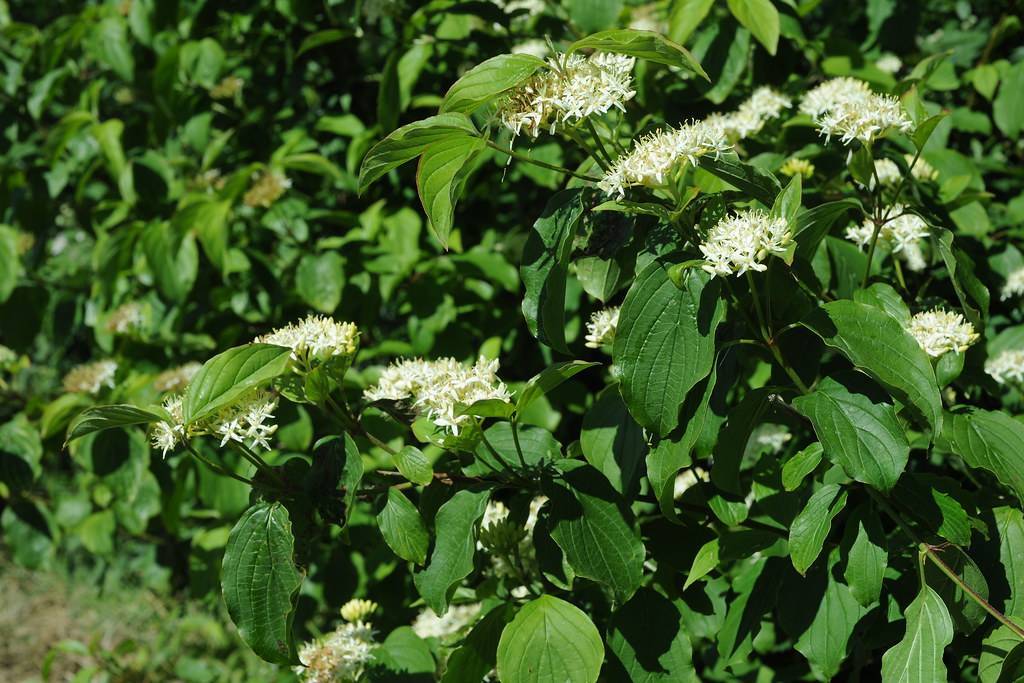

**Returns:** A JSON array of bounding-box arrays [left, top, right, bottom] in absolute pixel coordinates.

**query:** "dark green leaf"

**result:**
[[937, 409, 1024, 505], [496, 595, 604, 683], [568, 29, 709, 80], [184, 344, 292, 423], [517, 359, 599, 413], [358, 114, 478, 193], [413, 489, 490, 614], [697, 153, 783, 206], [394, 445, 434, 485], [378, 488, 430, 565], [789, 484, 847, 574], [607, 588, 698, 682], [416, 134, 486, 248], [66, 404, 166, 443], [440, 54, 546, 114], [726, 0, 780, 54], [581, 387, 647, 495], [880, 586, 954, 683], [782, 442, 823, 492]]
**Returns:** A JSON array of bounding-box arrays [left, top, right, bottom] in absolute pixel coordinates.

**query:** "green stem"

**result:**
[[484, 139, 601, 182], [746, 271, 770, 339], [584, 119, 615, 168], [563, 127, 611, 172], [767, 343, 811, 395], [509, 415, 528, 470], [234, 442, 289, 489], [185, 442, 257, 487], [862, 218, 884, 289]]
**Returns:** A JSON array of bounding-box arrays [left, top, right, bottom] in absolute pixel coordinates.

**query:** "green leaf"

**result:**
[[793, 199, 860, 260], [0, 415, 43, 491], [413, 489, 490, 615], [416, 134, 486, 248], [567, 29, 709, 80], [771, 173, 802, 226], [993, 506, 1024, 619], [142, 222, 198, 303], [993, 61, 1024, 138], [607, 588, 698, 682], [792, 375, 909, 492], [66, 404, 167, 443], [295, 251, 345, 313], [567, 0, 623, 33], [172, 198, 231, 272], [912, 113, 948, 151], [394, 445, 434, 485], [803, 300, 942, 431], [614, 262, 725, 436], [0, 225, 20, 303], [782, 442, 823, 492], [520, 190, 587, 353], [854, 282, 912, 324], [881, 586, 954, 683], [842, 506, 888, 606], [440, 54, 546, 114], [936, 229, 989, 329], [358, 114, 478, 193], [377, 487, 430, 565], [926, 546, 991, 634], [221, 502, 304, 665], [496, 595, 603, 683], [545, 460, 645, 601], [697, 153, 783, 206], [684, 538, 720, 590], [668, 0, 715, 44], [517, 360, 598, 415], [184, 344, 293, 424], [296, 28, 350, 57], [467, 423, 561, 476], [980, 625, 1024, 683], [581, 387, 647, 495], [789, 484, 847, 575], [726, 0, 779, 54], [936, 409, 1024, 505], [376, 626, 435, 674]]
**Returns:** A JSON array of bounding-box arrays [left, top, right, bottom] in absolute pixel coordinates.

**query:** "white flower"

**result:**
[[510, 39, 549, 60], [780, 157, 814, 178], [412, 604, 481, 640], [62, 360, 118, 395], [908, 154, 938, 182], [340, 599, 378, 623], [908, 309, 979, 357], [709, 87, 792, 141], [154, 362, 202, 393], [295, 621, 376, 683], [152, 395, 186, 458], [498, 52, 635, 139], [209, 389, 279, 450], [986, 349, 1024, 386], [585, 306, 619, 348], [699, 209, 792, 277], [482, 500, 510, 528], [871, 158, 901, 187], [244, 170, 291, 208], [256, 315, 359, 366], [1001, 267, 1024, 300], [876, 54, 903, 74], [900, 241, 928, 272], [673, 466, 709, 498], [106, 301, 147, 335], [599, 119, 731, 197], [799, 77, 912, 145], [845, 205, 930, 257], [364, 357, 511, 435]]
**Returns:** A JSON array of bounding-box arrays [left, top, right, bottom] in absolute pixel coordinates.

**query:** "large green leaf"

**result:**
[[726, 0, 780, 55], [377, 487, 429, 565], [994, 506, 1024, 619], [467, 423, 561, 476], [614, 261, 725, 436], [803, 300, 942, 431], [993, 61, 1024, 138], [413, 489, 490, 614], [358, 113, 478, 193], [516, 360, 599, 414], [221, 502, 304, 665], [440, 54, 546, 114], [295, 251, 344, 313], [184, 344, 292, 424], [789, 484, 847, 575], [793, 199, 861, 260], [416, 134, 486, 248], [442, 604, 515, 683], [881, 586, 954, 683], [697, 153, 782, 206], [394, 445, 433, 485], [937, 409, 1024, 506], [669, 0, 715, 44], [545, 460, 645, 601], [0, 225, 19, 303], [580, 386, 647, 495], [521, 190, 587, 353], [606, 588, 698, 681], [792, 376, 909, 492], [567, 29, 708, 80], [66, 404, 167, 443], [842, 506, 888, 607], [496, 595, 604, 683]]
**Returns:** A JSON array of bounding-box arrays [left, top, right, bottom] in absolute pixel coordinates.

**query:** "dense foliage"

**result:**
[[3, 0, 1024, 680]]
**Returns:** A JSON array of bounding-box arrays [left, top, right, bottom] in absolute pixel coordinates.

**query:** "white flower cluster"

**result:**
[[845, 205, 930, 271], [986, 349, 1024, 386], [364, 356, 511, 435], [780, 157, 814, 178], [876, 54, 903, 74], [154, 361, 202, 393], [105, 301, 146, 335], [871, 158, 901, 187], [598, 119, 731, 198], [584, 306, 619, 348], [243, 170, 291, 208], [412, 604, 481, 640], [799, 77, 913, 144], [908, 309, 979, 357], [673, 466, 709, 498], [295, 622, 376, 683], [699, 209, 792, 277], [150, 389, 279, 457], [1001, 267, 1024, 300], [910, 155, 938, 182], [62, 360, 118, 395], [256, 315, 359, 366], [754, 424, 792, 453], [498, 52, 635, 139], [706, 87, 792, 141]]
